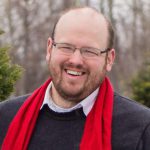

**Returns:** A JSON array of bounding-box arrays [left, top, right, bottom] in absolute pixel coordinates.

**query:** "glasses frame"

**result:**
[[52, 41, 111, 57]]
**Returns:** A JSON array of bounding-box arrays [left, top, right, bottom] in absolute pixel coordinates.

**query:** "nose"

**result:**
[[68, 49, 84, 66]]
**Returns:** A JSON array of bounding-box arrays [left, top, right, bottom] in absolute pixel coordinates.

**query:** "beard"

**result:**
[[48, 58, 107, 103]]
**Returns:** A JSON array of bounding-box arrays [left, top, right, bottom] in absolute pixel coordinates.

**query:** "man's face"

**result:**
[[46, 10, 115, 103]]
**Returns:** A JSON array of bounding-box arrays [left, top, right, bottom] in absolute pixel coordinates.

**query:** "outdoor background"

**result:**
[[0, 0, 149, 100]]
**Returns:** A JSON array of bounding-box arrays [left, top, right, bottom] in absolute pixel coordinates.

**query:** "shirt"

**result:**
[[41, 82, 99, 116]]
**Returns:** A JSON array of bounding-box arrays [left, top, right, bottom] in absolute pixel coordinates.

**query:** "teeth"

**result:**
[[67, 70, 82, 76]]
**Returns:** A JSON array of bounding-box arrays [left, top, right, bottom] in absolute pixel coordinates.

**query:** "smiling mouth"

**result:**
[[65, 69, 85, 76]]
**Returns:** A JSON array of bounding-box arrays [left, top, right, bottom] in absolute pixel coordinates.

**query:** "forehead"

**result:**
[[54, 8, 109, 47], [57, 8, 107, 31]]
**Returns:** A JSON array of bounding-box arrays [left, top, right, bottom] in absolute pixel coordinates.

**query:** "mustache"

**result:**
[[62, 62, 87, 72]]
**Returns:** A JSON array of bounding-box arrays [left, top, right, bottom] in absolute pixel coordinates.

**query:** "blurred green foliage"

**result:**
[[131, 54, 150, 107], [0, 30, 23, 101]]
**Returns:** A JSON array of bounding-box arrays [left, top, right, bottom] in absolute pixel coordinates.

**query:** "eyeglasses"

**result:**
[[53, 42, 111, 58]]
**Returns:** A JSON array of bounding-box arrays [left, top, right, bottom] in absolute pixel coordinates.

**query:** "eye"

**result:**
[[60, 46, 72, 50], [82, 48, 99, 57], [57, 44, 74, 53]]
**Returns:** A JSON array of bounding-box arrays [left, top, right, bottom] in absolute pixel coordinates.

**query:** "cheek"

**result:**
[[49, 51, 60, 65], [48, 55, 61, 80], [49, 53, 67, 72], [88, 59, 106, 73]]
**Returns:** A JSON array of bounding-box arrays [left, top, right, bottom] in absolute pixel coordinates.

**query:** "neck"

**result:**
[[50, 84, 77, 109]]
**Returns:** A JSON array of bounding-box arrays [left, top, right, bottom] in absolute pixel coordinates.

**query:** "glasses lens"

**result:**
[[56, 43, 74, 54], [82, 47, 99, 57]]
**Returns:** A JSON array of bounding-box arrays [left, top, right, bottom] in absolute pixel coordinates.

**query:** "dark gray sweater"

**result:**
[[0, 93, 150, 150]]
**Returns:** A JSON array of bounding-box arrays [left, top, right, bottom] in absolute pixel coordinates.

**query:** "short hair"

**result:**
[[51, 6, 115, 48]]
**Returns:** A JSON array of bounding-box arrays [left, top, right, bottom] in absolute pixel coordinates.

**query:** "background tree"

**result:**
[[131, 53, 150, 107], [0, 29, 22, 101]]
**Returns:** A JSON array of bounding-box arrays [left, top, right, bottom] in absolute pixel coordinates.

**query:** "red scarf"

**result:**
[[2, 77, 113, 150]]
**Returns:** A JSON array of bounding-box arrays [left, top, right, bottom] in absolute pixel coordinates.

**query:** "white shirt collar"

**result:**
[[41, 82, 99, 116]]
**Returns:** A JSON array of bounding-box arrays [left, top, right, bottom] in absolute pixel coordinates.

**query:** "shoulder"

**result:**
[[0, 94, 30, 144], [113, 92, 150, 119], [0, 94, 31, 123], [112, 92, 150, 150], [0, 94, 30, 115]]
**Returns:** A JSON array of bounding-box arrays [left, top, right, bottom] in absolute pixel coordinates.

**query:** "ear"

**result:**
[[46, 37, 53, 62], [106, 49, 115, 72]]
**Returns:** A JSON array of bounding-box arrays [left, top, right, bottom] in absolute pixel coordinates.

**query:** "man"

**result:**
[[0, 7, 150, 150]]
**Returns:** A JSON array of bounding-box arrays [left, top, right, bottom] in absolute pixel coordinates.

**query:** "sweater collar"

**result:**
[[41, 81, 99, 116]]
